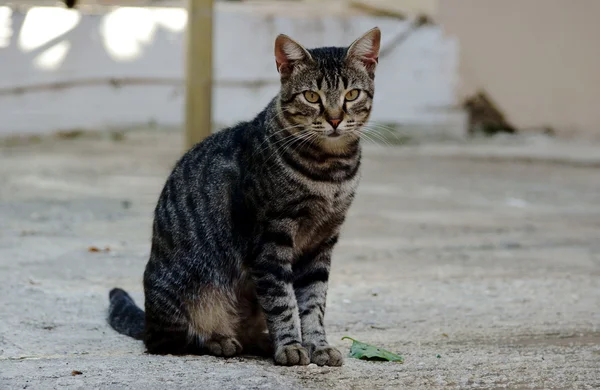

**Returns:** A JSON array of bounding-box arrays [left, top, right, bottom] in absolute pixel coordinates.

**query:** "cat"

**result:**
[[107, 27, 381, 367]]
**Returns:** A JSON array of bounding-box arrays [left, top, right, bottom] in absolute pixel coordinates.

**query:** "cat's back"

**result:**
[[150, 120, 263, 251], [179, 122, 251, 170], [167, 117, 263, 191]]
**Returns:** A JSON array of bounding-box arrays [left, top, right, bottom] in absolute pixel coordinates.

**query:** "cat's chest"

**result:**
[[292, 181, 357, 254]]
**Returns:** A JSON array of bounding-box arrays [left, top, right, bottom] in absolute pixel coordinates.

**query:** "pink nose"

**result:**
[[328, 119, 342, 129]]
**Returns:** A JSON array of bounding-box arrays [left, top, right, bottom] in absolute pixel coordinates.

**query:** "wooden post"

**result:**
[[185, 0, 213, 149]]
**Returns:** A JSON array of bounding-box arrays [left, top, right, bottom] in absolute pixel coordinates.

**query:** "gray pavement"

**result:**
[[1, 130, 599, 389]]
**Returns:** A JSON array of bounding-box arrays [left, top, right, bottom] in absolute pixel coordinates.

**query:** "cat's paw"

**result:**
[[205, 337, 243, 357], [274, 344, 310, 366], [310, 345, 344, 366]]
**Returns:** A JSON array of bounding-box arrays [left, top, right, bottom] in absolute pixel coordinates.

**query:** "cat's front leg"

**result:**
[[293, 235, 343, 366], [251, 226, 309, 366]]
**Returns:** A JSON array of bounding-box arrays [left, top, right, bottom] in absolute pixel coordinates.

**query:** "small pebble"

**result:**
[[308, 363, 318, 369]]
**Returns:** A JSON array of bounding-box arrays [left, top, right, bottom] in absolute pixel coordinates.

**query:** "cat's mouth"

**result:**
[[327, 130, 342, 138]]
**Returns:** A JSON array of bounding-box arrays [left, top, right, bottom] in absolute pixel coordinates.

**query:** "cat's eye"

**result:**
[[345, 89, 360, 101], [303, 91, 320, 103]]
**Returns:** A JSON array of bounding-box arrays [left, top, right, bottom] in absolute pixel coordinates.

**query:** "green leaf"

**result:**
[[341, 337, 404, 363]]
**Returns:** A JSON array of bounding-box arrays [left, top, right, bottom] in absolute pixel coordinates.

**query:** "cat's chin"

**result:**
[[325, 130, 343, 138], [321, 131, 357, 142], [316, 132, 359, 153]]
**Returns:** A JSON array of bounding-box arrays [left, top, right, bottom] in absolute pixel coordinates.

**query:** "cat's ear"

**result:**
[[346, 27, 381, 74], [274, 34, 312, 77]]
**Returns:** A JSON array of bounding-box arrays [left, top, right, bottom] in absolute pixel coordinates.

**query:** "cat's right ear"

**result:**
[[274, 34, 312, 77]]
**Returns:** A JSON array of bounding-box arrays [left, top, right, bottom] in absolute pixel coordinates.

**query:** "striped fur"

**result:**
[[107, 28, 381, 366]]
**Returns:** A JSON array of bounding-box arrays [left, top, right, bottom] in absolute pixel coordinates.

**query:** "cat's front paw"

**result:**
[[310, 345, 344, 366], [274, 344, 310, 366]]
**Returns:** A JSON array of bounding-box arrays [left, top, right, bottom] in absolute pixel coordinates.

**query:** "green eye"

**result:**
[[345, 89, 360, 101], [303, 91, 320, 103]]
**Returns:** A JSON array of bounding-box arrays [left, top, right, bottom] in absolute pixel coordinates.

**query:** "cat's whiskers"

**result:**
[[280, 132, 313, 158], [266, 131, 308, 157], [362, 128, 393, 147], [347, 129, 378, 146], [362, 123, 404, 143], [360, 134, 380, 146], [263, 107, 296, 130], [290, 131, 320, 156], [347, 123, 395, 147], [252, 124, 306, 158], [262, 126, 309, 153], [273, 130, 315, 155], [262, 131, 310, 166], [262, 130, 316, 169], [254, 109, 302, 154]]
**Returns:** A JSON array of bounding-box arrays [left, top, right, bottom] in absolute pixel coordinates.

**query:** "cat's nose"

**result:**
[[327, 118, 342, 129]]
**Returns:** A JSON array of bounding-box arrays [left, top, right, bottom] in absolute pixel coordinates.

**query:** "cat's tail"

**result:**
[[107, 288, 145, 340]]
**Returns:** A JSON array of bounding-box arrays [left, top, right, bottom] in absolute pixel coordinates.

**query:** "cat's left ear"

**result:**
[[274, 34, 312, 78], [346, 27, 381, 75]]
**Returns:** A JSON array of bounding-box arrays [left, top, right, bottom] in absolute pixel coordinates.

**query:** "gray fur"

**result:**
[[107, 27, 381, 366]]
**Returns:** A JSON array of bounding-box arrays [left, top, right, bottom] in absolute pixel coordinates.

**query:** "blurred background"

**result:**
[[2, 0, 598, 141]]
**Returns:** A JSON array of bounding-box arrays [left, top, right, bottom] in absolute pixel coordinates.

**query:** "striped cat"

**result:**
[[108, 27, 381, 366]]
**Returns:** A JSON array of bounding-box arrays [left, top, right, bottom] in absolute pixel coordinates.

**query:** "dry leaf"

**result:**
[[88, 246, 110, 253]]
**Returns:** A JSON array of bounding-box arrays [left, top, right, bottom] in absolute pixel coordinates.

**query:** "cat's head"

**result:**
[[274, 28, 381, 146]]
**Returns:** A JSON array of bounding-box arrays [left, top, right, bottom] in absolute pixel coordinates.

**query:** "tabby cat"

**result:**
[[107, 27, 381, 366]]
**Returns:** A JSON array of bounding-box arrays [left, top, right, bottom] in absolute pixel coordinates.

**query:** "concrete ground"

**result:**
[[0, 130, 599, 389]]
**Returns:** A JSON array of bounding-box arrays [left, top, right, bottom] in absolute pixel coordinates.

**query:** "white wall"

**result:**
[[0, 6, 461, 135]]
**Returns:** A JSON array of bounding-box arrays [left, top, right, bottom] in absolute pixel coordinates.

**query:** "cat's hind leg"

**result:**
[[144, 320, 199, 355], [143, 277, 202, 355], [187, 286, 243, 357]]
